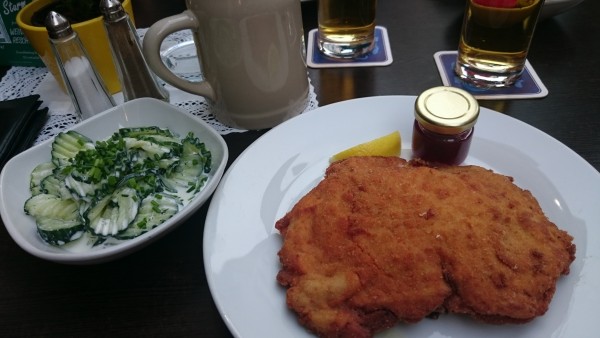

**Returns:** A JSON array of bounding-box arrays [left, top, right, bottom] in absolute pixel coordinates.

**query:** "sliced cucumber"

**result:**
[[118, 171, 162, 197], [61, 231, 106, 250], [86, 187, 140, 236], [182, 133, 211, 173], [116, 193, 180, 240], [24, 193, 80, 220], [36, 217, 84, 246], [25, 127, 212, 248], [139, 134, 182, 147], [161, 135, 210, 193], [120, 130, 195, 164], [24, 194, 84, 245], [124, 137, 173, 159], [30, 162, 56, 195], [158, 157, 180, 174], [65, 174, 103, 199], [41, 174, 72, 200], [51, 131, 94, 167], [117, 126, 174, 139]]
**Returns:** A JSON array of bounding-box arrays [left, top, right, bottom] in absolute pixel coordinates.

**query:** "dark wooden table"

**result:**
[[1, 1, 599, 337]]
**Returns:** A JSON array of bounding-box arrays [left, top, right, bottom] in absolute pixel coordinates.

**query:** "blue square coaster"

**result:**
[[434, 51, 548, 100], [307, 26, 393, 68]]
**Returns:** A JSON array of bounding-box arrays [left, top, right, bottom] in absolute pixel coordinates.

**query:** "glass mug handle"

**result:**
[[142, 10, 215, 101]]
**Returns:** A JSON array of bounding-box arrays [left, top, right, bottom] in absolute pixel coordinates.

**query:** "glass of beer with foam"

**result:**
[[455, 0, 545, 88], [317, 0, 377, 58]]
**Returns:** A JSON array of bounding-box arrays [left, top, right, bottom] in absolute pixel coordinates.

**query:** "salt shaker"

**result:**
[[100, 0, 169, 102], [45, 11, 115, 121]]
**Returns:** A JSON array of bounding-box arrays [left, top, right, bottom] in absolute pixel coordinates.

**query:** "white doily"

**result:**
[[0, 28, 319, 144]]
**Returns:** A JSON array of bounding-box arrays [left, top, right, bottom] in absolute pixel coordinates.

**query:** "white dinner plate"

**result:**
[[204, 96, 599, 338]]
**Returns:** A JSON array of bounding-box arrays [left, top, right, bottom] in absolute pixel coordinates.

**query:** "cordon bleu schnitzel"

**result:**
[[276, 156, 575, 338]]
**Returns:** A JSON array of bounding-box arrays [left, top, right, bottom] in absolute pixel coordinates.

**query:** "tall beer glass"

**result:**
[[318, 0, 377, 58], [455, 0, 545, 88]]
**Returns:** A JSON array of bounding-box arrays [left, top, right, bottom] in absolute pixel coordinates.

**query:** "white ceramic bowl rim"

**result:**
[[0, 98, 228, 264]]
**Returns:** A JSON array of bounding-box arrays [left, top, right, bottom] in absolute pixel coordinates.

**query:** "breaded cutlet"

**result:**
[[276, 156, 575, 338]]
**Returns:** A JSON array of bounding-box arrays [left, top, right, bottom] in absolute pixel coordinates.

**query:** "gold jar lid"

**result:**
[[415, 86, 479, 135]]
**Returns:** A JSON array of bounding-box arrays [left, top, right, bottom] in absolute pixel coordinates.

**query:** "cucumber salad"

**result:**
[[24, 127, 211, 248]]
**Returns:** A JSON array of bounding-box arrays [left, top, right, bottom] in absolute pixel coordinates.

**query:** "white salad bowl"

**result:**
[[0, 98, 228, 264]]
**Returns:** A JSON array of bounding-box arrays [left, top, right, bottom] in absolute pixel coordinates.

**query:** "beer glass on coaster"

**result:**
[[317, 0, 377, 58], [455, 0, 545, 88]]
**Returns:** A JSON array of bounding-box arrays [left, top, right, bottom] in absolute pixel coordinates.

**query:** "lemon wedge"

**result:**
[[330, 131, 401, 163]]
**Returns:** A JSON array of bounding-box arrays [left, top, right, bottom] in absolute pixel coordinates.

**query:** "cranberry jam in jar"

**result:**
[[412, 86, 479, 165]]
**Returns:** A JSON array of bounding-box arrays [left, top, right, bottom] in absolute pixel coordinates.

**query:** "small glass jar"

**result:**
[[412, 86, 479, 165]]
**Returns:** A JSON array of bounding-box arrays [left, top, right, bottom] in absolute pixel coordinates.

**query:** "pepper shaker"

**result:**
[[46, 11, 115, 121], [100, 0, 169, 102]]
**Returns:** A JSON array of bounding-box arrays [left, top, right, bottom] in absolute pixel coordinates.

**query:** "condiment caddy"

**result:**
[[45, 0, 168, 121]]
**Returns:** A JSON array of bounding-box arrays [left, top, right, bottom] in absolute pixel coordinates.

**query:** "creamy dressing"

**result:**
[[59, 183, 202, 253], [29, 127, 210, 253]]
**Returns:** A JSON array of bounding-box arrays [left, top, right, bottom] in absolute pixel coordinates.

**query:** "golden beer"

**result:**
[[455, 0, 545, 87], [318, 0, 377, 58]]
